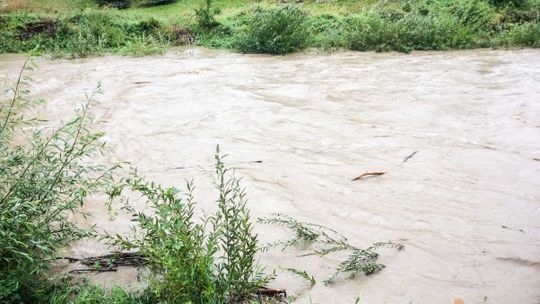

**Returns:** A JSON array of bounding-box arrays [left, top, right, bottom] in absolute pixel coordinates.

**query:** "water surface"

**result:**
[[1, 49, 539, 304]]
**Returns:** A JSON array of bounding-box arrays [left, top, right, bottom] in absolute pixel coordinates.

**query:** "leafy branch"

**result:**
[[259, 214, 403, 285]]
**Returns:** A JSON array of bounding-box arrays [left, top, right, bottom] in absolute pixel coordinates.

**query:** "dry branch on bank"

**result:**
[[56, 252, 147, 273]]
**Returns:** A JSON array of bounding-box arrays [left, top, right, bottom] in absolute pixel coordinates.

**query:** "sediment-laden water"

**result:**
[[1, 48, 539, 304]]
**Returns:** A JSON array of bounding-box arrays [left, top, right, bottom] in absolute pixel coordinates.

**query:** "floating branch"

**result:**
[[352, 172, 386, 181], [283, 268, 316, 287], [259, 214, 403, 285], [403, 151, 418, 163]]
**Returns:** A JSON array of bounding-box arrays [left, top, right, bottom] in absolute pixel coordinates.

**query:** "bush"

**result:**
[[49, 284, 153, 304], [94, 0, 132, 9], [309, 14, 348, 50], [0, 60, 116, 303], [195, 0, 221, 30], [234, 5, 310, 54], [109, 147, 267, 303], [344, 9, 480, 53], [496, 22, 540, 46], [444, 0, 496, 31]]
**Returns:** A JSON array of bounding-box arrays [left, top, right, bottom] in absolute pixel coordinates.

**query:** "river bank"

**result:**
[[1, 0, 539, 57]]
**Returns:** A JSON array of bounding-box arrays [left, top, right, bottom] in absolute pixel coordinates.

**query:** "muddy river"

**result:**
[[1, 49, 539, 304]]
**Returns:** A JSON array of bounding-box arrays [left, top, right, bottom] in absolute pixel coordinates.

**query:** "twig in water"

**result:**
[[283, 268, 316, 287], [501, 225, 525, 234], [403, 151, 418, 163], [352, 172, 386, 181]]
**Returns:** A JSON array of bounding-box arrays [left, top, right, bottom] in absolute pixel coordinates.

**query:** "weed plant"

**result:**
[[108, 147, 268, 303], [259, 214, 403, 285]]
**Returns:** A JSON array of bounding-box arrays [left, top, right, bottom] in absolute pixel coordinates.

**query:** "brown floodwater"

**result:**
[[1, 48, 539, 304]]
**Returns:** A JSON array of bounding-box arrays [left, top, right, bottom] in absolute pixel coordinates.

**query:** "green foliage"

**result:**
[[490, 0, 527, 7], [309, 14, 347, 50], [49, 284, 153, 304], [109, 147, 267, 303], [446, 0, 496, 30], [344, 9, 481, 53], [195, 0, 221, 29], [496, 21, 540, 46], [259, 214, 403, 285], [0, 60, 117, 303], [283, 268, 316, 287], [234, 5, 310, 54], [0, 11, 179, 57], [95, 0, 133, 9], [2, 0, 540, 55]]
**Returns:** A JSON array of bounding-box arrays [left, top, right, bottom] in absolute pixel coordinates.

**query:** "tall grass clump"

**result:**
[[0, 60, 117, 303], [343, 0, 497, 53], [234, 5, 310, 54], [49, 284, 152, 304], [109, 146, 268, 303], [308, 14, 348, 50], [495, 22, 540, 46], [0, 11, 183, 57]]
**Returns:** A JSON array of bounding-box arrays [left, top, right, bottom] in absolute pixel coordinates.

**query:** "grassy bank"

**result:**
[[0, 0, 539, 56]]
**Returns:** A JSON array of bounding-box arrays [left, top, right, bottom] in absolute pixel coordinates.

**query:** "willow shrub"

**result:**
[[344, 0, 491, 52], [0, 60, 117, 303], [109, 146, 268, 303], [234, 5, 310, 54]]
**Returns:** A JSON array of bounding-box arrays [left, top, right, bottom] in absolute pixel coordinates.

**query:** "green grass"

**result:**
[[1, 0, 539, 55]]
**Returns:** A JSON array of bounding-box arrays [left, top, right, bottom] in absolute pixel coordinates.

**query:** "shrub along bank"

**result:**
[[0, 0, 539, 56]]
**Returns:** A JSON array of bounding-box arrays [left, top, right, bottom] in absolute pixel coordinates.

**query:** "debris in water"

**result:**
[[56, 252, 147, 273], [403, 151, 418, 163], [501, 225, 525, 233], [256, 287, 286, 297], [352, 172, 386, 181]]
